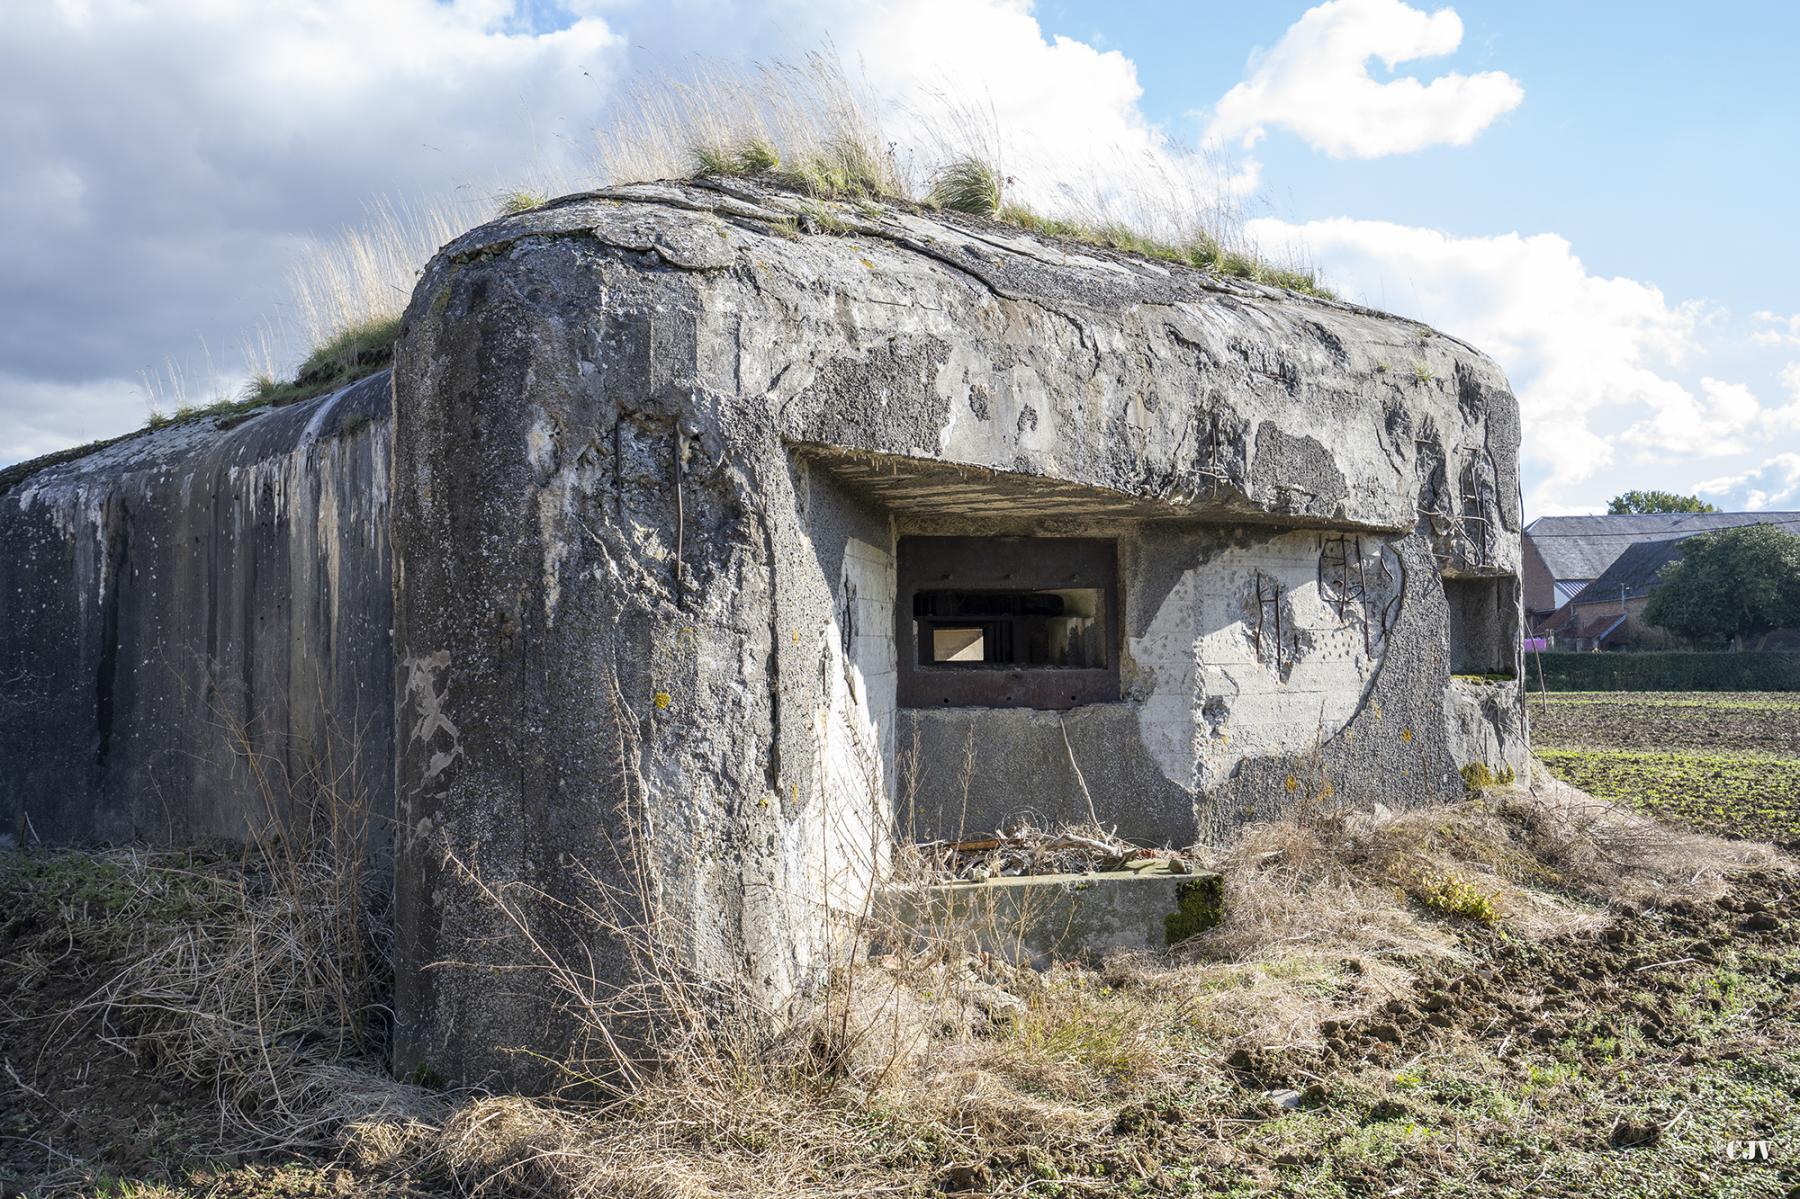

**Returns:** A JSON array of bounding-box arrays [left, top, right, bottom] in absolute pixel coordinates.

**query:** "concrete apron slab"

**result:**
[[875, 860, 1224, 968]]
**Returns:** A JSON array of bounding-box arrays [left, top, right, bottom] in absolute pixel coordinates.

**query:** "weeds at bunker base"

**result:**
[[3, 770, 1794, 1198]]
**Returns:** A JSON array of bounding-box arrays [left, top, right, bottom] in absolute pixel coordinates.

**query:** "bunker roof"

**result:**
[[12, 177, 1522, 551], [410, 178, 1523, 545]]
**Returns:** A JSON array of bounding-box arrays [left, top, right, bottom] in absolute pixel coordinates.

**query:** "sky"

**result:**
[[4, 0, 1799, 519]]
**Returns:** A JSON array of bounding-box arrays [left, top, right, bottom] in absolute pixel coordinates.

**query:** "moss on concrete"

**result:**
[[1163, 874, 1225, 946], [1460, 762, 1516, 792]]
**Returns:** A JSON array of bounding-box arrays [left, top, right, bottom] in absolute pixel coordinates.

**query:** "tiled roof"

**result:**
[[1524, 512, 1800, 581], [1572, 611, 1629, 642], [1569, 537, 1689, 604]]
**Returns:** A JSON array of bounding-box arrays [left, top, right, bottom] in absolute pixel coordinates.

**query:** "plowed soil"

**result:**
[[1530, 692, 1800, 754]]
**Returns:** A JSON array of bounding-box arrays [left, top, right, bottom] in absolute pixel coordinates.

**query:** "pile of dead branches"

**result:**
[[912, 823, 1204, 882]]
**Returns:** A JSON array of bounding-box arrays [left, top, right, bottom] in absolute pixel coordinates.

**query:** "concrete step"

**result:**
[[875, 860, 1223, 967]]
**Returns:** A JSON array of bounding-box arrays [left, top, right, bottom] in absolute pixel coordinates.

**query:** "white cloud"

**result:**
[[851, 0, 1239, 221], [1206, 0, 1523, 158], [1622, 376, 1767, 459], [1244, 216, 1707, 510], [0, 0, 628, 461], [1695, 453, 1800, 510], [1660, 364, 1800, 451], [1765, 362, 1800, 434], [1750, 310, 1800, 346], [0, 373, 146, 463], [3, 0, 1268, 462]]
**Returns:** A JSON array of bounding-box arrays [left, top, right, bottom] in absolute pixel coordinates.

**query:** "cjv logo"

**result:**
[[1725, 1140, 1772, 1162]]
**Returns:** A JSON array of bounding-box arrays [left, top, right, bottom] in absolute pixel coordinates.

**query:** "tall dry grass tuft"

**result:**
[[25, 708, 420, 1152], [129, 48, 1320, 435], [588, 50, 1325, 292], [597, 52, 902, 200], [139, 194, 481, 427], [929, 156, 1005, 216], [286, 195, 479, 363]]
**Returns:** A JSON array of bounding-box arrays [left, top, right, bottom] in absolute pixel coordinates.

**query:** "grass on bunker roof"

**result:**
[[597, 56, 1331, 297], [139, 313, 401, 434], [33, 49, 1333, 490], [3, 760, 1796, 1199]]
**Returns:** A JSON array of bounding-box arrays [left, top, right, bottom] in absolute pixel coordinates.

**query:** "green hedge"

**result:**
[[1528, 651, 1800, 692]]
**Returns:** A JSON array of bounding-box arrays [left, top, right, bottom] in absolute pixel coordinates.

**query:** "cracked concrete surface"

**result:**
[[390, 179, 1526, 1085]]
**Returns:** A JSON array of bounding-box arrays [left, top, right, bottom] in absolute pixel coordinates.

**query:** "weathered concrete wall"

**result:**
[[388, 179, 1527, 1085], [896, 517, 1399, 846], [0, 373, 394, 847], [0, 177, 1526, 1089]]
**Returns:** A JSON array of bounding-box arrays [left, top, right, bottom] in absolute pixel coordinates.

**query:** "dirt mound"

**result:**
[[1229, 869, 1800, 1085]]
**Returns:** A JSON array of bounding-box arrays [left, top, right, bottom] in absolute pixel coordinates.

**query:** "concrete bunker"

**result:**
[[1, 178, 1530, 1089]]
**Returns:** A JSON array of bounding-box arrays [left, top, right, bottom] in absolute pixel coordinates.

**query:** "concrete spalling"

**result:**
[[0, 178, 1527, 1089]]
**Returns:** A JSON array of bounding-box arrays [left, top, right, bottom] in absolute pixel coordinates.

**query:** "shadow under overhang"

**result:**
[[790, 442, 1392, 531]]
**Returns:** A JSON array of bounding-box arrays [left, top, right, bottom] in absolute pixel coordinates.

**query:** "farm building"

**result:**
[[0, 180, 1528, 1086], [1523, 511, 1800, 628], [1525, 512, 1800, 648], [1538, 538, 1687, 650]]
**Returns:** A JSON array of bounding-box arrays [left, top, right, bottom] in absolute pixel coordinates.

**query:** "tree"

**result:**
[[1644, 524, 1800, 649], [1606, 490, 1716, 514]]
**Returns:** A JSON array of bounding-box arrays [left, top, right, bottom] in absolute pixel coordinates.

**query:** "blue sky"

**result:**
[[1066, 0, 1797, 308], [1031, 0, 1800, 516], [3, 0, 1797, 517]]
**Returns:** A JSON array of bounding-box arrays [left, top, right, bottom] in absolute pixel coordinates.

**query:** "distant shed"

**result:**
[[1523, 511, 1800, 620]]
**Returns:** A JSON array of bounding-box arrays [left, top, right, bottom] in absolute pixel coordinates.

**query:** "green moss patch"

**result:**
[[1460, 762, 1517, 792], [1163, 875, 1225, 946]]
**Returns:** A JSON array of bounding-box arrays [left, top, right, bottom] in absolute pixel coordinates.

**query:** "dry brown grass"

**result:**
[[349, 765, 1784, 1198], [597, 53, 901, 202], [9, 753, 1788, 1197], [286, 196, 478, 366], [54, 849, 388, 1139], [0, 706, 414, 1170], [1489, 769, 1778, 902]]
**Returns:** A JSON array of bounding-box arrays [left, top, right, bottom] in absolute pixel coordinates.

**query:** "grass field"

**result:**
[[1531, 691, 1800, 845]]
